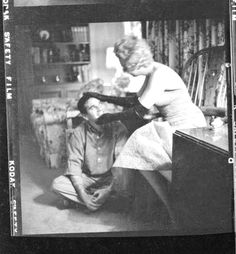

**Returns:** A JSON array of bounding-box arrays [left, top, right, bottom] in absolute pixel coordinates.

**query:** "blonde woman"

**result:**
[[82, 35, 207, 224]]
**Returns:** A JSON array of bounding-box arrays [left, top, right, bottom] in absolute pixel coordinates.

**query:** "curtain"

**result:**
[[146, 19, 225, 75]]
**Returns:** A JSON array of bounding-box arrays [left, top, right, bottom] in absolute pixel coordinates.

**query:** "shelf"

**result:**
[[35, 81, 86, 87], [55, 42, 89, 45], [33, 61, 90, 66], [32, 41, 90, 46]]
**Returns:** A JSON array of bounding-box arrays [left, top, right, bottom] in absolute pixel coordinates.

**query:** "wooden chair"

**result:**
[[182, 45, 227, 122]]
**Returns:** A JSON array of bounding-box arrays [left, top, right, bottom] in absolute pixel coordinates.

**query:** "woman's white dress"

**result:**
[[113, 63, 207, 181]]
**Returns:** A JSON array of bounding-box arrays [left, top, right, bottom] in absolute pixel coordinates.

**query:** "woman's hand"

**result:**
[[83, 92, 139, 107], [96, 113, 114, 125], [83, 92, 102, 100], [96, 104, 150, 125]]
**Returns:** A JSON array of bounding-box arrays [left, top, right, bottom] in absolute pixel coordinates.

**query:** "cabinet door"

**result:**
[[64, 89, 80, 98], [63, 82, 84, 98], [171, 133, 233, 234], [38, 90, 62, 99]]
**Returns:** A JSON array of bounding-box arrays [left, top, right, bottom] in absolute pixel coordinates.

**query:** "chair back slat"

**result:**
[[190, 61, 198, 100], [197, 56, 209, 106], [187, 61, 194, 90], [216, 64, 227, 108], [193, 56, 203, 105]]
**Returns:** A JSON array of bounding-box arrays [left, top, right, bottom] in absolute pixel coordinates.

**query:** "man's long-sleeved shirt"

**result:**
[[64, 120, 128, 177]]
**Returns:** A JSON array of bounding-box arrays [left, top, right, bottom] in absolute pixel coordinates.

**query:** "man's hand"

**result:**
[[79, 189, 101, 211], [92, 188, 112, 205], [70, 176, 101, 211]]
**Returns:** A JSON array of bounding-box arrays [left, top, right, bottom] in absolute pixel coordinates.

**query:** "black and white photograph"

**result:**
[[2, 0, 236, 239]]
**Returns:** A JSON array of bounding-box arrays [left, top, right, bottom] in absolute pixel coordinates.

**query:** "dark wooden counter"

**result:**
[[171, 125, 234, 234]]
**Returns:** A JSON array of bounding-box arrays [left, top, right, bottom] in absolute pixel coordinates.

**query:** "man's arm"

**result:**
[[65, 126, 84, 177]]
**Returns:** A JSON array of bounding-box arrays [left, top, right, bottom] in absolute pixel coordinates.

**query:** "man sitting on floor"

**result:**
[[51, 95, 128, 211]]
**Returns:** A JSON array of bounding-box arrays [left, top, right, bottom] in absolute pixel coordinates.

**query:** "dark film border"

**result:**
[[1, 0, 235, 252], [3, 0, 22, 236]]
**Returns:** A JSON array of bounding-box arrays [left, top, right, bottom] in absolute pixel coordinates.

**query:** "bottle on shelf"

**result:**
[[41, 76, 46, 83], [53, 48, 60, 62], [77, 72, 82, 83], [61, 28, 72, 42], [66, 73, 73, 82], [41, 48, 48, 64], [61, 30, 66, 42], [48, 48, 54, 63], [55, 75, 60, 83], [78, 45, 84, 61], [82, 44, 90, 61], [32, 47, 40, 64], [68, 45, 76, 62], [72, 66, 78, 82]]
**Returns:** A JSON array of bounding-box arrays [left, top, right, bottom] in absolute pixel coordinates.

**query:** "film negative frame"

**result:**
[[2, 0, 236, 238]]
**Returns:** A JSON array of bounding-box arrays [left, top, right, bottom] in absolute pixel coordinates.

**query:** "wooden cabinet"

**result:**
[[171, 126, 233, 234], [31, 24, 91, 98]]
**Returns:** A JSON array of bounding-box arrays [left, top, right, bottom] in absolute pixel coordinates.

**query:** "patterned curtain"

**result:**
[[146, 19, 225, 75]]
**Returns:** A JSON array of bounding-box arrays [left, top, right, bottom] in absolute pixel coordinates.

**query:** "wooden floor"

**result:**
[[19, 132, 171, 236]]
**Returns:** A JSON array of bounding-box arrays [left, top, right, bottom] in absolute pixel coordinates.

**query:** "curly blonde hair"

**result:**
[[114, 35, 153, 72]]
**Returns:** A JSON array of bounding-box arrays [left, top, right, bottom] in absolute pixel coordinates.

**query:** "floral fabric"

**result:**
[[147, 19, 225, 75], [147, 19, 226, 112], [31, 97, 76, 168]]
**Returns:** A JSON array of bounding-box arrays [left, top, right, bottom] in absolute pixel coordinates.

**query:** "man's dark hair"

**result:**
[[77, 94, 90, 114]]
